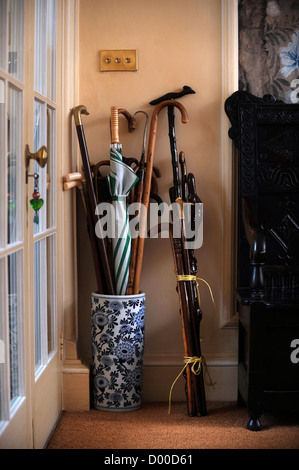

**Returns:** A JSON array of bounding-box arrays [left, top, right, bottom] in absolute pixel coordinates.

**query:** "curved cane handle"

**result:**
[[110, 105, 119, 144], [73, 105, 89, 126], [118, 108, 136, 132], [151, 99, 189, 124]]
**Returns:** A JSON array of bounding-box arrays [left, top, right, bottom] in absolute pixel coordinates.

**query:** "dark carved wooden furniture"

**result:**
[[225, 91, 299, 431]]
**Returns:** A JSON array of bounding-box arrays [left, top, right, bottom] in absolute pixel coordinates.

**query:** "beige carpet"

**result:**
[[47, 401, 299, 450]]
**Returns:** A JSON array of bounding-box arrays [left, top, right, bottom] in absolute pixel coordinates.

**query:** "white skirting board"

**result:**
[[142, 354, 238, 402], [62, 360, 90, 411]]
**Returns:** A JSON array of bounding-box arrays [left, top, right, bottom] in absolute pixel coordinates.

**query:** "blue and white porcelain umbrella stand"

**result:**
[[91, 291, 146, 411]]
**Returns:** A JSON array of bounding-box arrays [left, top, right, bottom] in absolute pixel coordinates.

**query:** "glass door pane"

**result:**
[[33, 99, 46, 234], [34, 0, 47, 96], [0, 258, 6, 421], [0, 2, 8, 72], [7, 84, 22, 244], [32, 102, 56, 233], [8, 250, 24, 404], [46, 0, 57, 101], [46, 106, 56, 229], [0, 0, 24, 79], [46, 234, 56, 356], [0, 78, 5, 249], [8, 0, 25, 81], [34, 239, 43, 372], [34, 234, 56, 372], [34, 0, 57, 101]]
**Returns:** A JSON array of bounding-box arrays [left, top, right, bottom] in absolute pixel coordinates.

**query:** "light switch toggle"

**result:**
[[100, 50, 138, 71]]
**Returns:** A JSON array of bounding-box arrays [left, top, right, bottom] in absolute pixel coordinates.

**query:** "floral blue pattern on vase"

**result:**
[[91, 292, 145, 412]]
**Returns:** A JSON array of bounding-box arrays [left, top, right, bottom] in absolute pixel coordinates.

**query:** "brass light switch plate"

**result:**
[[100, 50, 138, 72]]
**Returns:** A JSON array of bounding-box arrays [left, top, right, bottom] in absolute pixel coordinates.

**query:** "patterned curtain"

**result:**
[[239, 0, 299, 102]]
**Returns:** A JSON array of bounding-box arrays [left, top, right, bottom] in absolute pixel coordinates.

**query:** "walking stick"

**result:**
[[149, 86, 195, 200], [126, 111, 149, 295], [118, 108, 136, 133], [133, 100, 189, 294], [72, 105, 115, 295]]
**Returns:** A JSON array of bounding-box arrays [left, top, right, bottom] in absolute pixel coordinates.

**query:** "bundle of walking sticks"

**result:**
[[149, 88, 207, 417]]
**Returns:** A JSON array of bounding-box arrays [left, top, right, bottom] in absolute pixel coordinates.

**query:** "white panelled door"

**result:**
[[0, 0, 65, 449]]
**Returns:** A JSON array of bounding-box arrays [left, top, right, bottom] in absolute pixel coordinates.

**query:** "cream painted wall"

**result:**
[[77, 0, 238, 402]]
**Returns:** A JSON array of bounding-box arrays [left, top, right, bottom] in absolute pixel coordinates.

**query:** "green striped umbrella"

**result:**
[[107, 107, 138, 295]]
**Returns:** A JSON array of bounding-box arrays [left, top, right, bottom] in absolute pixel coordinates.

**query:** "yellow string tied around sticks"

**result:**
[[168, 355, 215, 414], [176, 274, 216, 343], [176, 275, 216, 316], [168, 356, 202, 415]]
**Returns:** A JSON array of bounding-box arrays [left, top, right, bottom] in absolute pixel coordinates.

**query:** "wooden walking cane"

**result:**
[[133, 100, 189, 294], [126, 111, 149, 295], [72, 105, 115, 295]]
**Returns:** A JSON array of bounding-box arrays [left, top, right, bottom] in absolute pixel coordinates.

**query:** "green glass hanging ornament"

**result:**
[[30, 173, 44, 224]]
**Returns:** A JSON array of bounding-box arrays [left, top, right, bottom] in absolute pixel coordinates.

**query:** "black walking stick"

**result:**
[[149, 86, 195, 199], [72, 105, 115, 295]]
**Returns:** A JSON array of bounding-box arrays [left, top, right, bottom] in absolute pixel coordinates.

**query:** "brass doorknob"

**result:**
[[25, 144, 48, 169]]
